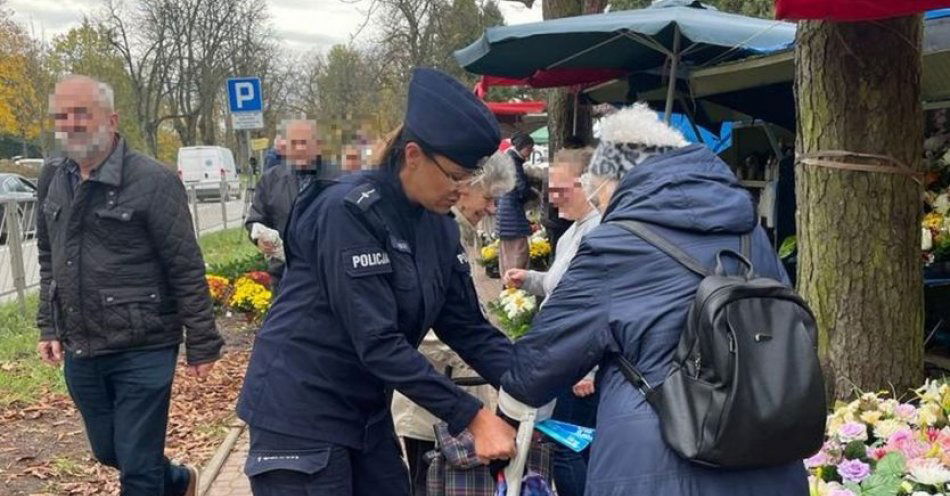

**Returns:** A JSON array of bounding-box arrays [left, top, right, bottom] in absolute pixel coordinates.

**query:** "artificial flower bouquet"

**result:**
[[922, 197, 950, 269], [807, 382, 950, 496], [487, 287, 538, 340]]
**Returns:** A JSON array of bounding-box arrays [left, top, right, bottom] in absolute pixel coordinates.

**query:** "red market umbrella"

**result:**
[[776, 0, 950, 21], [486, 101, 547, 115]]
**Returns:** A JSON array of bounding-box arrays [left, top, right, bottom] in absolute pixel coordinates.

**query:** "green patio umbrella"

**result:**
[[455, 0, 795, 122]]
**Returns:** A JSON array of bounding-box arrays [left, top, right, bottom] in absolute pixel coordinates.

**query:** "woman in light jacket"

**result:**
[[502, 146, 600, 496], [392, 151, 515, 495], [500, 104, 808, 496]]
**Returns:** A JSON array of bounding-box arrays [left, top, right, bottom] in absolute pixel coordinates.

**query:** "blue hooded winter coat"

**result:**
[[500, 145, 809, 496]]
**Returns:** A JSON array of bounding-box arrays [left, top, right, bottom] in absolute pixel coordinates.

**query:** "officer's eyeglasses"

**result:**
[[428, 154, 473, 187]]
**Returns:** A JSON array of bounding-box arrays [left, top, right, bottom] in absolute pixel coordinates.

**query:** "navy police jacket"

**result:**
[[237, 169, 513, 451]]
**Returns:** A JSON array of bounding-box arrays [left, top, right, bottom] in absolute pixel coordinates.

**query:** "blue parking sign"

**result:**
[[227, 77, 263, 113]]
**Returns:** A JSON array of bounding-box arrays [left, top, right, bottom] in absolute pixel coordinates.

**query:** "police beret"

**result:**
[[404, 68, 501, 170]]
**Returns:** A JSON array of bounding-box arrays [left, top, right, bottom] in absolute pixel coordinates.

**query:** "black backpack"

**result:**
[[610, 220, 826, 469]]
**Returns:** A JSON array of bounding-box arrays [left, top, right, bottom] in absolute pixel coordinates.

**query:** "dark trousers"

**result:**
[[247, 426, 411, 496], [64, 347, 190, 496], [550, 388, 599, 496], [403, 438, 435, 496]]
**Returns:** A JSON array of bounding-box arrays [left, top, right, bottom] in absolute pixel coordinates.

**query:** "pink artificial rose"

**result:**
[[804, 451, 830, 468], [888, 429, 913, 445], [887, 430, 929, 461], [896, 403, 917, 421]]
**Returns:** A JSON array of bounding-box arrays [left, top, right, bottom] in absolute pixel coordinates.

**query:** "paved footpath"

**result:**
[[206, 429, 251, 496]]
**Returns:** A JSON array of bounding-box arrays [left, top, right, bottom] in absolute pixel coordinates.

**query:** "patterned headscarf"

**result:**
[[585, 103, 689, 182]]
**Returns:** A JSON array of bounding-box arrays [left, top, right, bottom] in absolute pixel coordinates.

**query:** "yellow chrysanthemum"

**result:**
[[480, 241, 499, 262], [229, 277, 272, 319], [924, 212, 945, 231], [529, 238, 552, 259]]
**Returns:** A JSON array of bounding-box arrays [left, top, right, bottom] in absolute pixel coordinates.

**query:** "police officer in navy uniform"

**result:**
[[237, 68, 518, 496]]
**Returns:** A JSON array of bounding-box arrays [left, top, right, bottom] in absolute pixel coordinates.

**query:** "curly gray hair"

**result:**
[[471, 151, 516, 197]]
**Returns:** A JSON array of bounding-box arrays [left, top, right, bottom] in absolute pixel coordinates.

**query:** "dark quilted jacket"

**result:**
[[36, 137, 223, 364], [495, 149, 532, 238]]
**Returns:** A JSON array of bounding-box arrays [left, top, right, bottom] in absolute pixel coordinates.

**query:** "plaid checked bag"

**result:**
[[425, 422, 554, 496]]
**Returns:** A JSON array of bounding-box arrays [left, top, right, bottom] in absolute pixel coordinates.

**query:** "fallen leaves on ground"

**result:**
[[0, 350, 250, 495]]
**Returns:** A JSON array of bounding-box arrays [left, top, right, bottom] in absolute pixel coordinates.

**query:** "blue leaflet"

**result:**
[[535, 419, 595, 453]]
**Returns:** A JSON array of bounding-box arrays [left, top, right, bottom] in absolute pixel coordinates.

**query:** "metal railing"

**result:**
[[185, 175, 246, 237], [1, 177, 250, 311], [0, 197, 40, 312]]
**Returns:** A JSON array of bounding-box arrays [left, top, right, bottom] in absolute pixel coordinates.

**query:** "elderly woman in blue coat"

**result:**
[[500, 104, 809, 496]]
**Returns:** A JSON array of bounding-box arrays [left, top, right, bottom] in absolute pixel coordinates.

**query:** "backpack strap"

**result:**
[[609, 220, 711, 277], [741, 231, 752, 259]]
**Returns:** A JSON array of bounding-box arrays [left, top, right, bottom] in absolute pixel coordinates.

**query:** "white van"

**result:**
[[176, 146, 241, 201]]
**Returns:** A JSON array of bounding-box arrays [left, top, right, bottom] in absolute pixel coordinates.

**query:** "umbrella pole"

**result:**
[[678, 96, 707, 146], [663, 27, 681, 124], [572, 89, 579, 136]]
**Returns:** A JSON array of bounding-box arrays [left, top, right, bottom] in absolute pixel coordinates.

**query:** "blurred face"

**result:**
[[284, 122, 321, 168], [400, 142, 474, 214], [456, 182, 496, 225], [50, 79, 118, 164], [342, 147, 360, 171], [519, 144, 534, 159], [548, 162, 587, 221]]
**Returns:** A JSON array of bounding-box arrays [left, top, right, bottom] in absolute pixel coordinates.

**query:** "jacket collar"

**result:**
[[451, 205, 476, 232], [87, 135, 126, 188]]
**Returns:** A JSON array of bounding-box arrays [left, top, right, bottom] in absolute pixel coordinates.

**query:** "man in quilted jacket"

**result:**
[[35, 75, 223, 496]]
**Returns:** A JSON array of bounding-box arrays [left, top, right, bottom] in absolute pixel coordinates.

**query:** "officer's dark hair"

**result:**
[[374, 124, 441, 171]]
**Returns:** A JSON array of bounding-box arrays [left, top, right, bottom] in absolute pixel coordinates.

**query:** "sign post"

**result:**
[[226, 77, 264, 170]]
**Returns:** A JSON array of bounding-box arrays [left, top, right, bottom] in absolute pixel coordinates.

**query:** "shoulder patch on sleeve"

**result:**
[[453, 245, 471, 273], [343, 183, 381, 212], [343, 246, 393, 277]]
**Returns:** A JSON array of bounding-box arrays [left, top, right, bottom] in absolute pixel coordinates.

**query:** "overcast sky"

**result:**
[[7, 0, 543, 53]]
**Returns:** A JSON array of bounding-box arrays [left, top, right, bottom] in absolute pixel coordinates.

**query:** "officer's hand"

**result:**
[[37, 340, 63, 365], [257, 238, 276, 255], [187, 361, 217, 378], [468, 408, 517, 462], [503, 269, 527, 289], [572, 379, 596, 398]]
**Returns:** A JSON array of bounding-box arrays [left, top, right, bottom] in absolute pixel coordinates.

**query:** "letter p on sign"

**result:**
[[235, 82, 254, 109], [227, 77, 263, 114]]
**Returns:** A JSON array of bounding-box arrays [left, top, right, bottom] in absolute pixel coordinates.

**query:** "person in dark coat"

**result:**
[[500, 104, 809, 496], [496, 131, 534, 274], [37, 75, 222, 496], [245, 119, 332, 294], [263, 136, 284, 172], [237, 68, 517, 496]]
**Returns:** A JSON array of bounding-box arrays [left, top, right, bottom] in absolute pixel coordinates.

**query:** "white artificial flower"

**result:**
[[935, 194, 950, 216], [909, 459, 950, 486], [874, 419, 909, 440]]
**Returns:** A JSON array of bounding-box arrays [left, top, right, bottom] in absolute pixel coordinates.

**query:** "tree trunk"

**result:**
[[542, 0, 600, 156], [795, 17, 924, 401]]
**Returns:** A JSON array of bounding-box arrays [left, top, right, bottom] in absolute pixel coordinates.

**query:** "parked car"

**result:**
[[0, 173, 38, 244], [176, 146, 242, 201], [11, 156, 45, 173]]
